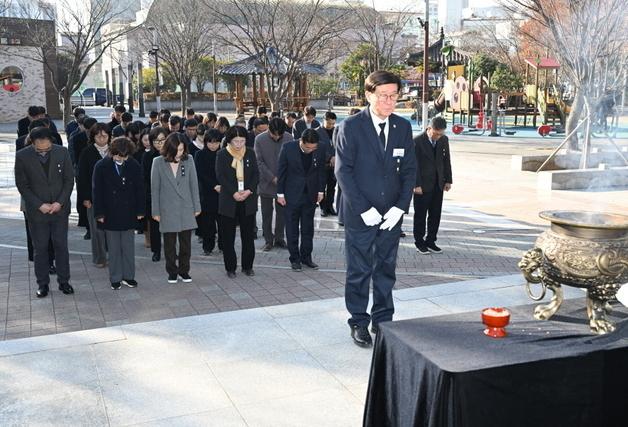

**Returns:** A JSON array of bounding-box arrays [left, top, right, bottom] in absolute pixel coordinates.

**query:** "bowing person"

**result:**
[[194, 129, 223, 255], [151, 133, 201, 284], [77, 122, 110, 268], [335, 71, 416, 348], [143, 127, 168, 262], [277, 129, 326, 271], [215, 126, 259, 278], [92, 137, 145, 290], [14, 126, 75, 298]]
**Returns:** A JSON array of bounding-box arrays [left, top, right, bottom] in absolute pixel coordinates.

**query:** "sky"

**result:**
[[366, 0, 498, 11]]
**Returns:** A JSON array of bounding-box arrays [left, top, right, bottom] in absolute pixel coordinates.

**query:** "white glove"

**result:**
[[379, 206, 404, 231], [360, 207, 383, 227]]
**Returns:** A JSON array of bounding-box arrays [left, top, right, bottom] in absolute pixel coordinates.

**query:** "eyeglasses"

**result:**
[[373, 92, 400, 102], [154, 138, 166, 144]]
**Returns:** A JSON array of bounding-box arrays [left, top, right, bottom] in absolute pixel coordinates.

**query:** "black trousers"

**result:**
[[285, 193, 316, 263], [24, 213, 54, 265], [413, 185, 444, 245], [197, 211, 222, 253], [320, 167, 337, 213], [163, 229, 192, 276], [219, 202, 255, 272], [28, 217, 70, 287], [149, 217, 161, 255]]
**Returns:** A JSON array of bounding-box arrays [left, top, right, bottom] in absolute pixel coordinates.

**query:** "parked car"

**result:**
[[82, 87, 110, 106]]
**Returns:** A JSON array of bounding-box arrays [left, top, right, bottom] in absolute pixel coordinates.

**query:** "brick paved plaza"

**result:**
[[0, 122, 626, 341]]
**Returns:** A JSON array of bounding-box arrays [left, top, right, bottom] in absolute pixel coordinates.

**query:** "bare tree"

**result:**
[[345, 1, 415, 74], [502, 0, 627, 164], [204, 0, 351, 111], [145, 0, 213, 113], [8, 0, 136, 125]]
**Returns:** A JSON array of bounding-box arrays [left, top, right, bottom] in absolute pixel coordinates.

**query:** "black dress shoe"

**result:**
[[320, 210, 329, 217], [400, 231, 407, 238], [243, 269, 255, 277], [83, 231, 91, 240], [36, 285, 49, 298], [58, 283, 74, 295], [262, 243, 273, 252], [329, 208, 338, 216], [152, 252, 160, 262], [351, 325, 372, 348], [426, 242, 442, 253], [48, 265, 57, 275], [227, 271, 237, 278], [302, 259, 319, 270], [291, 262, 302, 272]]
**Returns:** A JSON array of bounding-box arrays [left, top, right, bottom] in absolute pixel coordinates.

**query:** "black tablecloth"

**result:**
[[364, 300, 628, 427]]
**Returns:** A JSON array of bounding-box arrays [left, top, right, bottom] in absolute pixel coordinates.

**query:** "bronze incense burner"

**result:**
[[519, 211, 628, 334]]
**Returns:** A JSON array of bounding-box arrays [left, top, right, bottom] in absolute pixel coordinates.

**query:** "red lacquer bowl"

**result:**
[[481, 307, 511, 338]]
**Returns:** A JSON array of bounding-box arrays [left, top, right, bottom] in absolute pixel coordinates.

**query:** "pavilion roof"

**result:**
[[525, 57, 560, 69], [219, 47, 325, 76]]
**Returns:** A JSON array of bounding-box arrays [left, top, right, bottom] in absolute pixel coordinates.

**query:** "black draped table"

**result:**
[[364, 300, 628, 427]]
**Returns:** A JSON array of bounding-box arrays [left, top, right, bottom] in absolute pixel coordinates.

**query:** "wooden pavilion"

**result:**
[[219, 47, 325, 113]]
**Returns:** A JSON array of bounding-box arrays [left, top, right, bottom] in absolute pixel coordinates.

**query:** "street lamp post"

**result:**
[[148, 26, 161, 112], [420, 0, 429, 131]]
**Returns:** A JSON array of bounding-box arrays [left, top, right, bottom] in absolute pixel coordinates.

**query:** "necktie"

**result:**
[[378, 123, 386, 149]]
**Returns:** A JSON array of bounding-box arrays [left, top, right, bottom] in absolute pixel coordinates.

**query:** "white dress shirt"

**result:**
[[369, 106, 389, 150]]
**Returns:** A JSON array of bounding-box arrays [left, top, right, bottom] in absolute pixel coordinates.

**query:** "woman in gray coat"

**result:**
[[151, 132, 201, 284]]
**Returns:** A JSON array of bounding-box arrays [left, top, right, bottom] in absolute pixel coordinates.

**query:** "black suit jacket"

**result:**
[[77, 144, 105, 204], [17, 117, 30, 137], [14, 144, 74, 222], [334, 107, 416, 228], [92, 157, 145, 230], [414, 132, 452, 192], [194, 148, 220, 213], [142, 149, 160, 214], [276, 141, 326, 204], [292, 118, 321, 140], [215, 147, 259, 218]]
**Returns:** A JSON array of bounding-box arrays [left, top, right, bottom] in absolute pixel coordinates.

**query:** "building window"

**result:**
[[1, 66, 24, 94]]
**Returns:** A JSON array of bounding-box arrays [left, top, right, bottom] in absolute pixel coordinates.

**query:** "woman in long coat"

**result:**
[[77, 122, 110, 267], [216, 126, 259, 278], [142, 127, 167, 261], [151, 132, 201, 284]]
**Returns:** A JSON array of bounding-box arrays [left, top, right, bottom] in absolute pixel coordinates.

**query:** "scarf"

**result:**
[[226, 145, 245, 182]]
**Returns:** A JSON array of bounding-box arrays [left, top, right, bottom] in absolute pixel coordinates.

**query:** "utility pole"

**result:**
[[421, 0, 430, 131], [212, 39, 217, 114]]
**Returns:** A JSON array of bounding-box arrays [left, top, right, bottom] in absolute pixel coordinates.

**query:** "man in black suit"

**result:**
[[335, 70, 416, 347], [315, 111, 337, 216], [107, 105, 126, 132], [277, 129, 326, 271], [14, 127, 75, 298], [413, 117, 452, 254], [17, 106, 42, 137], [292, 106, 321, 140]]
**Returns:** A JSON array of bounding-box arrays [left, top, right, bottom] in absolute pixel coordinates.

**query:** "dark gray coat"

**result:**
[[151, 156, 201, 233], [14, 144, 74, 222], [253, 130, 292, 197]]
